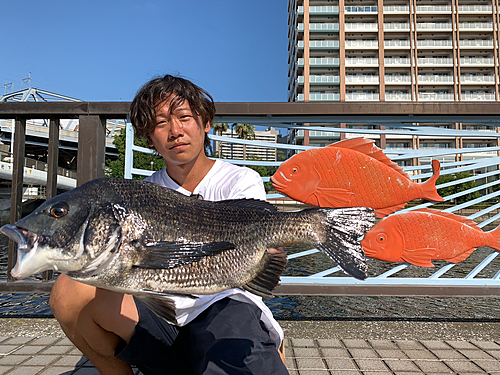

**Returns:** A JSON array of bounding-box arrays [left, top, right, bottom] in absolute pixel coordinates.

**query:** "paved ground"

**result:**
[[1, 318, 500, 374]]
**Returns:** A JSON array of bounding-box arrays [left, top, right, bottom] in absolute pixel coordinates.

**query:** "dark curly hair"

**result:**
[[130, 74, 214, 150]]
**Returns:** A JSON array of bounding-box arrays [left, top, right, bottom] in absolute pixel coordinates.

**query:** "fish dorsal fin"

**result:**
[[133, 241, 237, 269], [215, 199, 278, 212], [242, 247, 288, 298], [328, 137, 409, 179], [413, 208, 480, 230]]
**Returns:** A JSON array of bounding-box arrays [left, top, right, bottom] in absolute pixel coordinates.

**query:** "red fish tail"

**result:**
[[421, 159, 444, 202], [488, 225, 500, 252]]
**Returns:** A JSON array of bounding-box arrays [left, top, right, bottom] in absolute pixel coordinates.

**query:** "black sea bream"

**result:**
[[1, 178, 375, 321]]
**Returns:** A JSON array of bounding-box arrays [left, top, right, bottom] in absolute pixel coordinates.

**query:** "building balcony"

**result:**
[[458, 5, 492, 13], [346, 75, 379, 84], [460, 57, 495, 66], [460, 39, 494, 49], [384, 40, 411, 49], [297, 57, 340, 67], [418, 75, 454, 84], [417, 23, 453, 31], [460, 75, 495, 84], [384, 23, 410, 32], [345, 6, 377, 14], [417, 57, 453, 66], [459, 22, 493, 31], [385, 75, 412, 84], [385, 92, 412, 101], [383, 5, 409, 13], [297, 75, 340, 85], [346, 57, 379, 67], [297, 6, 339, 15], [345, 23, 378, 32], [415, 5, 452, 13], [417, 40, 453, 49], [418, 92, 455, 101], [347, 40, 379, 49], [461, 92, 496, 101], [385, 57, 411, 66], [297, 93, 340, 101], [298, 40, 340, 50], [298, 23, 339, 32], [346, 92, 380, 101]]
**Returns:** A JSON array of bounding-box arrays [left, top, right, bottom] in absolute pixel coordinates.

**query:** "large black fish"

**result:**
[[1, 178, 375, 321]]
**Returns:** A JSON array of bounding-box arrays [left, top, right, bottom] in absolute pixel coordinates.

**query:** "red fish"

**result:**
[[360, 208, 500, 267], [270, 138, 443, 218]]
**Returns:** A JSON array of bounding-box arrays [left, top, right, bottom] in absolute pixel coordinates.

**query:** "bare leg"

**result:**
[[49, 275, 138, 375]]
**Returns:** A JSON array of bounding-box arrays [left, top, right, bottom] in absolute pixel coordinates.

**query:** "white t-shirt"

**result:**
[[145, 159, 283, 347]]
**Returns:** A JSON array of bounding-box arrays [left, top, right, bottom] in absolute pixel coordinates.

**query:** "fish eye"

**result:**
[[50, 203, 69, 218], [292, 166, 298, 173], [376, 233, 387, 243]]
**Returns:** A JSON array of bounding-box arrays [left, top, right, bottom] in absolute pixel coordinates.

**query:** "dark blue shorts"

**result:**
[[115, 297, 288, 375]]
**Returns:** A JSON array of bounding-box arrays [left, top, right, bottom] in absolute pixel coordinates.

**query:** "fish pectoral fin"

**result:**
[[135, 292, 179, 325], [401, 248, 436, 267], [242, 247, 288, 298], [314, 188, 354, 207], [134, 241, 237, 269], [445, 248, 476, 263]]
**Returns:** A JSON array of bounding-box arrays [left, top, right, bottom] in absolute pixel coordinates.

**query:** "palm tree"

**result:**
[[212, 123, 229, 157], [234, 123, 255, 160]]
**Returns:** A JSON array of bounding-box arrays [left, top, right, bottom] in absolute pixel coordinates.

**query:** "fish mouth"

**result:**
[[270, 174, 288, 192], [0, 224, 40, 251], [0, 224, 45, 279]]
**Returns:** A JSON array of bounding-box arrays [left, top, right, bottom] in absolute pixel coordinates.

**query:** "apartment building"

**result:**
[[288, 0, 500, 157], [216, 127, 281, 161]]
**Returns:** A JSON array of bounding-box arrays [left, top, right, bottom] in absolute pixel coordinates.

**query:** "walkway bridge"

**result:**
[[1, 101, 500, 298]]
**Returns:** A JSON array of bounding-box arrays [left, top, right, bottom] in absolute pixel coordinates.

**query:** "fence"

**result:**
[[0, 101, 500, 297]]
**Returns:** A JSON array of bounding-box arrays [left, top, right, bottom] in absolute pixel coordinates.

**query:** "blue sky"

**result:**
[[1, 1, 288, 103]]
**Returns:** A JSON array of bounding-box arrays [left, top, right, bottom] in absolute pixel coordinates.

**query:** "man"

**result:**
[[49, 74, 288, 375]]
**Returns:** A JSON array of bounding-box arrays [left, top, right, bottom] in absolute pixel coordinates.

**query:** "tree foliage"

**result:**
[[436, 171, 480, 204], [105, 128, 165, 180]]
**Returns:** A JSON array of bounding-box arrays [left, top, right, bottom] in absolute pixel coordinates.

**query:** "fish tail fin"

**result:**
[[421, 159, 445, 202], [314, 207, 376, 280], [242, 247, 288, 298], [488, 225, 500, 252]]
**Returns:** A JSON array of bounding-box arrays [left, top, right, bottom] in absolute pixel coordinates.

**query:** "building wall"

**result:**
[[288, 0, 500, 157]]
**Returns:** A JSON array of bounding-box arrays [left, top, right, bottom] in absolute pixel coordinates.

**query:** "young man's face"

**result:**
[[149, 97, 210, 167]]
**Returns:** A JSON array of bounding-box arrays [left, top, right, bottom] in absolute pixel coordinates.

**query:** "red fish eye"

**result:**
[[292, 167, 298, 173], [376, 233, 387, 243]]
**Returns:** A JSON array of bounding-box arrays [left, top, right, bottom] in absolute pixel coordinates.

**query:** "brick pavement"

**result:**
[[1, 319, 500, 374], [0, 335, 500, 374]]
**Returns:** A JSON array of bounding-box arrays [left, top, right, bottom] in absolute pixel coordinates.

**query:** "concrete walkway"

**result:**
[[1, 318, 500, 374]]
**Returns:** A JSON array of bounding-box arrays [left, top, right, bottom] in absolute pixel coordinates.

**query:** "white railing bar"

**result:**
[[309, 267, 341, 277], [375, 264, 409, 278], [465, 252, 499, 279], [429, 263, 457, 278]]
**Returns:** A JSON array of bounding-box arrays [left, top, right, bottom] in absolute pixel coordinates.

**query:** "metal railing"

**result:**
[[1, 101, 500, 297]]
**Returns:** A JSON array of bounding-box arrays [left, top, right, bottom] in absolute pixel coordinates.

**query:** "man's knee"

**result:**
[[50, 275, 96, 324]]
